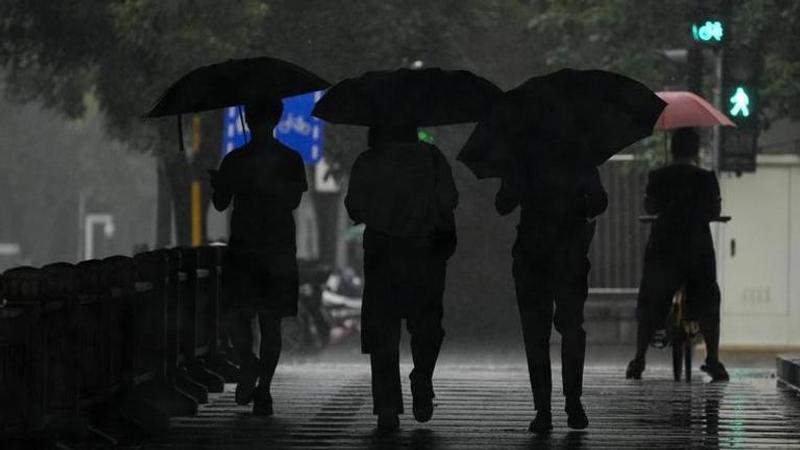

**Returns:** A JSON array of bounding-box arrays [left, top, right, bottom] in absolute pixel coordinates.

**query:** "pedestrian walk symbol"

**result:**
[[729, 87, 750, 118]]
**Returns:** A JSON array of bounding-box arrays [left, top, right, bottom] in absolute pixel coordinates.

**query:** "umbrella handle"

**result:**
[[238, 105, 247, 143], [177, 114, 185, 153]]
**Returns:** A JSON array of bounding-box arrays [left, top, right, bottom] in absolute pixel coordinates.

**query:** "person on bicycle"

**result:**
[[626, 128, 729, 381], [210, 98, 308, 415], [345, 122, 457, 433]]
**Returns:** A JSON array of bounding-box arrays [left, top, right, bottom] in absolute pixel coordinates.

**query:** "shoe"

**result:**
[[565, 398, 588, 430], [626, 358, 645, 380], [235, 358, 260, 405], [700, 359, 730, 382], [528, 410, 552, 435], [252, 386, 273, 416], [410, 373, 434, 423], [377, 413, 399, 433]]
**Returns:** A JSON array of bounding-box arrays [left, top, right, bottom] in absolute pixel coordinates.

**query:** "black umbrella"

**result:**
[[311, 67, 502, 126], [143, 57, 329, 153], [458, 68, 667, 178], [145, 57, 330, 118]]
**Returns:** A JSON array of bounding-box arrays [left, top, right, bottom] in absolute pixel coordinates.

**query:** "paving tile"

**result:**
[[130, 363, 800, 449]]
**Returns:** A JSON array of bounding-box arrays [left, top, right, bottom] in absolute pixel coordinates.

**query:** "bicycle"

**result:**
[[638, 215, 730, 382]]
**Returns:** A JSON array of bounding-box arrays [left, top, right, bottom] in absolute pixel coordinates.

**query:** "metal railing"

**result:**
[[0, 246, 237, 442]]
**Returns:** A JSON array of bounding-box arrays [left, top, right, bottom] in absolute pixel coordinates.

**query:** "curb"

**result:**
[[777, 355, 800, 392]]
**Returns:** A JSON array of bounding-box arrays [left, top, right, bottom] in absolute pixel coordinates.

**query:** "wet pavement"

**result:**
[[129, 359, 800, 449]]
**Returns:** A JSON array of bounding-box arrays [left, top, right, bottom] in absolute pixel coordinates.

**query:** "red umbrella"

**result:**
[[654, 91, 735, 130]]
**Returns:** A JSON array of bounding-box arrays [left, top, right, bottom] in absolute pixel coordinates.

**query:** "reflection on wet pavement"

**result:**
[[129, 364, 800, 449]]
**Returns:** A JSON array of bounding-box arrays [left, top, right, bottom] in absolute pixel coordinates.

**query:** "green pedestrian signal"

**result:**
[[418, 130, 435, 144], [691, 20, 724, 43], [721, 45, 761, 173], [729, 86, 750, 118]]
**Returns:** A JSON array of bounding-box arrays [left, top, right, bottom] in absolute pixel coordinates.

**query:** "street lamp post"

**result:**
[[84, 213, 115, 260]]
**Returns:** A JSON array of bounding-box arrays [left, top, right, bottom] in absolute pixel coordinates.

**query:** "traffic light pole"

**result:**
[[712, 49, 724, 172]]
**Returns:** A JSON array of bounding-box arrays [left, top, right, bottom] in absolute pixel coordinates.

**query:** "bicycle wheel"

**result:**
[[684, 339, 692, 382], [671, 335, 683, 381]]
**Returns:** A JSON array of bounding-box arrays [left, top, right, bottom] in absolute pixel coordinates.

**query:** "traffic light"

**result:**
[[417, 130, 435, 144], [691, 19, 725, 44], [691, 0, 727, 47], [720, 45, 762, 172]]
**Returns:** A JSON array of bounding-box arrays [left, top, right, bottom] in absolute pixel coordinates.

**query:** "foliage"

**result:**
[[525, 0, 800, 125], [1, 0, 797, 174], [1, 0, 268, 152]]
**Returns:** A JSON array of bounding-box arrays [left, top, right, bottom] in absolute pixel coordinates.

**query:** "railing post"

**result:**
[[0, 267, 45, 433], [177, 247, 224, 393], [165, 249, 208, 404], [196, 245, 238, 381], [128, 250, 198, 417], [39, 263, 81, 433]]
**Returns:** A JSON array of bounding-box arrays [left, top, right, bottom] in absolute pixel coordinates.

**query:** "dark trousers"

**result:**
[[512, 223, 593, 411], [369, 312, 445, 415], [362, 232, 447, 416], [634, 248, 721, 362], [228, 311, 282, 388]]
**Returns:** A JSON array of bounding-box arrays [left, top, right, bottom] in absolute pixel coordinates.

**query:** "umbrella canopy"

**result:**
[[311, 67, 502, 126], [144, 57, 330, 117], [654, 91, 735, 130], [458, 68, 666, 178]]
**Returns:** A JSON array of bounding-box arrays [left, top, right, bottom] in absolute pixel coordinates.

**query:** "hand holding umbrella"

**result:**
[[652, 91, 735, 162]]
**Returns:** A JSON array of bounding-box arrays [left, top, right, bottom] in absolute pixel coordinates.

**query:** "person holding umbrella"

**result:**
[[625, 128, 729, 382], [625, 91, 734, 381], [145, 57, 329, 416], [313, 67, 500, 432], [459, 69, 666, 434], [210, 98, 308, 416]]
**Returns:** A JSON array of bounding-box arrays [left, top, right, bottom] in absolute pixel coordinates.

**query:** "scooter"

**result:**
[[282, 260, 332, 353], [321, 267, 362, 344]]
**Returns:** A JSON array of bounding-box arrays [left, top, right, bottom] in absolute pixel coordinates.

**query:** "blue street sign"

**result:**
[[221, 91, 325, 164]]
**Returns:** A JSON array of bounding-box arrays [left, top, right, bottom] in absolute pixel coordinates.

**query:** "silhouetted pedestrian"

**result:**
[[210, 99, 308, 416], [457, 69, 665, 435], [495, 145, 608, 434], [313, 66, 496, 433], [345, 123, 457, 432], [626, 128, 728, 381]]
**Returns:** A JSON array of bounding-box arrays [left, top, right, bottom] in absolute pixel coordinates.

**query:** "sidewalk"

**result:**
[[283, 337, 781, 370], [125, 362, 800, 449]]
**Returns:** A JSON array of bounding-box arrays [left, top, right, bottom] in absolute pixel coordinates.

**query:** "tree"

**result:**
[[1, 0, 517, 248], [1, 0, 270, 246], [525, 0, 800, 126]]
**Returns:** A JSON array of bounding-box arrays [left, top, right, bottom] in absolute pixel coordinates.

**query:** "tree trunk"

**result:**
[[192, 111, 223, 245], [156, 112, 223, 249], [164, 152, 192, 247], [155, 159, 173, 248]]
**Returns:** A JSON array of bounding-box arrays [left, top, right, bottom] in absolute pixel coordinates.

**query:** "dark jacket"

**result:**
[[644, 163, 720, 259], [345, 142, 458, 248], [347, 142, 458, 353], [496, 156, 608, 232], [212, 138, 307, 317], [212, 137, 308, 255]]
